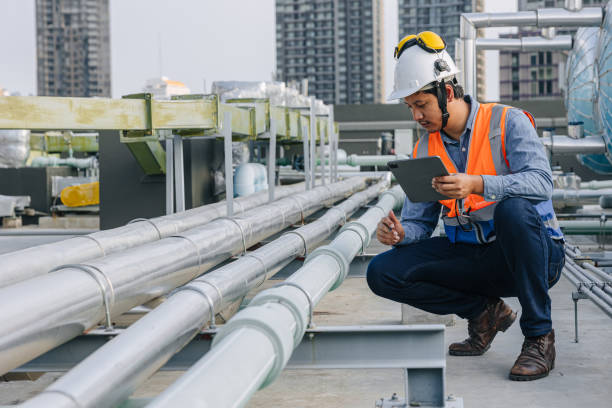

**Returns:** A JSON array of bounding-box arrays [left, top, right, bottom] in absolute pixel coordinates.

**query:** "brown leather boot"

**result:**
[[509, 329, 555, 381], [449, 298, 517, 356]]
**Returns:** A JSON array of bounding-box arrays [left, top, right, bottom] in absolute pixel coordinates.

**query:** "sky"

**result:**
[[0, 0, 517, 101]]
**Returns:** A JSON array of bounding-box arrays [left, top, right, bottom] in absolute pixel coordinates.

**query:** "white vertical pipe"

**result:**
[[223, 112, 234, 217], [310, 97, 316, 188], [172, 134, 185, 212], [164, 136, 174, 215], [319, 121, 326, 186], [268, 120, 277, 203], [302, 124, 311, 190], [327, 107, 334, 185]]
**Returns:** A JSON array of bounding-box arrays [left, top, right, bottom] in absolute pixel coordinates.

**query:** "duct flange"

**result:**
[[305, 245, 349, 291]]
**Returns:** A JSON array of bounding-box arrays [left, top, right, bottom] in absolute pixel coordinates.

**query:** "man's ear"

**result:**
[[445, 83, 454, 103]]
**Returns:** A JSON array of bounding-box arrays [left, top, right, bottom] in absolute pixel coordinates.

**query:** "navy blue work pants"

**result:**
[[366, 197, 565, 337]]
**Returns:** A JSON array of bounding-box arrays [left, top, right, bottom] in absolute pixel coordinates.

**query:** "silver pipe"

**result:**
[[562, 264, 612, 318], [30, 156, 97, 169], [553, 188, 612, 206], [565, 0, 583, 11], [345, 154, 408, 167], [20, 179, 391, 408], [581, 263, 612, 297], [541, 135, 606, 155], [0, 182, 307, 289], [580, 180, 612, 190], [460, 7, 603, 96], [565, 262, 612, 304], [147, 186, 405, 407], [0, 229, 96, 236], [564, 258, 612, 313], [0, 177, 367, 375], [475, 35, 572, 51]]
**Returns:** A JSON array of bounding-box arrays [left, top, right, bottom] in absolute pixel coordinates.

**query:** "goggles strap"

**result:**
[[436, 78, 450, 129]]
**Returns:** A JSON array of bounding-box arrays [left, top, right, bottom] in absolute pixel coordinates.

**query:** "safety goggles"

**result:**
[[394, 31, 447, 60]]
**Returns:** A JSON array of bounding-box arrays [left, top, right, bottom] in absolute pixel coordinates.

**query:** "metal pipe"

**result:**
[[460, 7, 603, 96], [0, 177, 367, 375], [20, 180, 392, 408], [563, 258, 612, 315], [147, 186, 405, 407], [344, 154, 408, 167], [553, 188, 612, 207], [541, 135, 606, 155], [581, 263, 612, 297], [475, 35, 572, 51], [565, 0, 583, 11], [559, 220, 612, 234], [0, 229, 96, 236], [0, 181, 307, 289], [564, 262, 612, 304], [580, 180, 612, 190]]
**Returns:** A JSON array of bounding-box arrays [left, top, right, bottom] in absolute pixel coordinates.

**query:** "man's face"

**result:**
[[403, 92, 441, 132]]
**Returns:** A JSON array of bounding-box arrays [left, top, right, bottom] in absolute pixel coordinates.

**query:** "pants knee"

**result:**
[[366, 253, 387, 296], [494, 197, 535, 230]]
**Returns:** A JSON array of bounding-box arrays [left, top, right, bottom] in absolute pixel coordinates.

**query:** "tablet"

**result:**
[[387, 156, 450, 202]]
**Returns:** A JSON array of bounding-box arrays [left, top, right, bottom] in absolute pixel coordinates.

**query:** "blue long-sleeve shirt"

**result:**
[[397, 96, 554, 245]]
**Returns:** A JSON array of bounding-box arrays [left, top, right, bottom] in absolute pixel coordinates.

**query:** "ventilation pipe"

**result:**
[[147, 185, 405, 407], [0, 182, 307, 289], [459, 7, 603, 97], [0, 177, 367, 375], [19, 179, 398, 408]]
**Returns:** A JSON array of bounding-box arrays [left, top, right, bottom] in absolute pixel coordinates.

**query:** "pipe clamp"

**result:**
[[340, 220, 371, 251], [218, 217, 248, 255], [50, 263, 115, 330], [127, 217, 164, 239]]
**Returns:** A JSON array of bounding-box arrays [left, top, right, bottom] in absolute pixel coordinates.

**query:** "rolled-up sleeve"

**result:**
[[395, 197, 441, 245], [481, 109, 553, 202]]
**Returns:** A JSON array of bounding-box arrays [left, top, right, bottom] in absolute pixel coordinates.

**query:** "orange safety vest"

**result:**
[[412, 103, 535, 218]]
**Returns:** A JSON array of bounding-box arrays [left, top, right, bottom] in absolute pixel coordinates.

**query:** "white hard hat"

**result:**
[[388, 32, 460, 101]]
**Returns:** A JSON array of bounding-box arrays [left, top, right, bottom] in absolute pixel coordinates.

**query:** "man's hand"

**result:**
[[376, 211, 405, 246], [432, 174, 484, 199]]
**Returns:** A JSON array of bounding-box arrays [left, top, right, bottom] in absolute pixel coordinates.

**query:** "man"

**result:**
[[366, 32, 565, 381]]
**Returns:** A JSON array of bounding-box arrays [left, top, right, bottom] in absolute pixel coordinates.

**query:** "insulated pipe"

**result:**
[[30, 156, 97, 169], [559, 220, 612, 234], [147, 186, 405, 407], [552, 188, 612, 207], [460, 7, 603, 96], [20, 180, 393, 408], [580, 180, 612, 190], [474, 35, 572, 51], [0, 177, 367, 375], [541, 135, 606, 155], [0, 182, 307, 289], [564, 262, 612, 304], [344, 154, 408, 167]]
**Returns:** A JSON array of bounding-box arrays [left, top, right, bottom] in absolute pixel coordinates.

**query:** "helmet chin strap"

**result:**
[[435, 79, 449, 129]]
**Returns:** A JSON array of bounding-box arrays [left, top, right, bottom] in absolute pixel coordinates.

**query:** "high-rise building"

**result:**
[[397, 0, 486, 100], [36, 0, 111, 97], [499, 0, 605, 100], [275, 0, 384, 105]]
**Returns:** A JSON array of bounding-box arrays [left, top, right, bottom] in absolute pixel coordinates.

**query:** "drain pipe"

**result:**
[[147, 186, 404, 407], [460, 6, 603, 97], [19, 179, 397, 408], [0, 182, 307, 289], [0, 177, 367, 375]]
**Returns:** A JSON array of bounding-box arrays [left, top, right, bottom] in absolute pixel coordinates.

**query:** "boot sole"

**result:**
[[508, 370, 550, 381], [449, 310, 517, 356]]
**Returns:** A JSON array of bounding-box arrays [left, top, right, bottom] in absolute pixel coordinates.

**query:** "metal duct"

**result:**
[[147, 186, 404, 407], [19, 180, 396, 408], [460, 7, 603, 97], [0, 177, 367, 375], [541, 135, 606, 155], [0, 182, 307, 289], [475, 35, 572, 51]]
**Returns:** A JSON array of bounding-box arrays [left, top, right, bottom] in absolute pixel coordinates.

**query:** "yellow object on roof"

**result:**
[[164, 79, 186, 87], [60, 181, 100, 207]]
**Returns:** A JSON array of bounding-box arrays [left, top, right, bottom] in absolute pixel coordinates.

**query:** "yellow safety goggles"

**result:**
[[394, 31, 446, 59]]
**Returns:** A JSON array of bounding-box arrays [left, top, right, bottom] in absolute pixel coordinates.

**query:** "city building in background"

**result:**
[[36, 0, 111, 97], [275, 0, 384, 105], [499, 0, 605, 100], [397, 0, 486, 100], [142, 77, 191, 99]]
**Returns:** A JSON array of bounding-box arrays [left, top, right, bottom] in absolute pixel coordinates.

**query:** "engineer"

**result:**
[[366, 31, 565, 381]]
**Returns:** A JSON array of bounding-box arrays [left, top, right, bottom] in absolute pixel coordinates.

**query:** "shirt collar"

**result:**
[[440, 95, 479, 145]]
